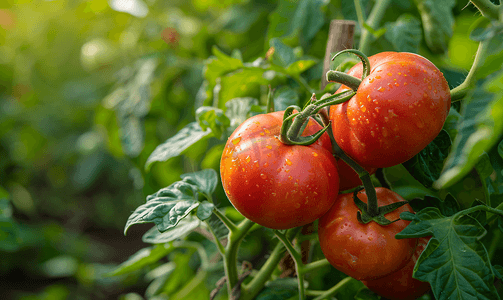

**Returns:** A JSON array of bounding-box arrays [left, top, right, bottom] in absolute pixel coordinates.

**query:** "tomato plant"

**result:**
[[318, 188, 418, 280], [330, 52, 451, 168], [362, 237, 432, 300], [220, 110, 339, 229]]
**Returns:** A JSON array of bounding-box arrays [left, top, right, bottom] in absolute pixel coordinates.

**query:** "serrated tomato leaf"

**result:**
[[397, 208, 500, 300], [142, 218, 200, 244], [125, 170, 217, 234], [408, 194, 460, 217], [224, 97, 259, 129], [195, 106, 230, 140], [385, 14, 422, 53], [403, 129, 451, 188], [414, 0, 455, 53], [435, 70, 503, 189], [145, 122, 212, 170], [196, 201, 214, 221]]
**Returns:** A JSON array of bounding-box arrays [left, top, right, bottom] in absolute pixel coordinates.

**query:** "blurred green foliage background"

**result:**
[[0, 0, 486, 299]]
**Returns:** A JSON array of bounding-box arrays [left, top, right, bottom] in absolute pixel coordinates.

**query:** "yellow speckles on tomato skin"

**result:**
[[377, 87, 385, 92], [232, 137, 241, 144]]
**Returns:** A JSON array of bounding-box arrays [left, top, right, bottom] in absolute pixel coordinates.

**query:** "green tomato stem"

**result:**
[[317, 108, 379, 217], [353, 0, 366, 28], [450, 39, 492, 102], [302, 258, 331, 274], [240, 228, 298, 300], [469, 0, 500, 21], [311, 277, 357, 300], [359, 0, 392, 54], [326, 70, 362, 91], [483, 201, 503, 225], [213, 208, 238, 233], [266, 85, 275, 113], [274, 229, 306, 300], [205, 221, 226, 254]]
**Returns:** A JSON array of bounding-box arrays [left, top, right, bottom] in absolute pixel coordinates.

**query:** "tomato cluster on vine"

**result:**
[[220, 50, 450, 299]]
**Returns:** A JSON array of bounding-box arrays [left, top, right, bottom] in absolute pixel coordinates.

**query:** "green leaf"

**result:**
[[384, 14, 422, 53], [403, 129, 451, 188], [118, 114, 144, 158], [493, 265, 503, 280], [142, 218, 200, 244], [475, 152, 494, 180], [443, 108, 462, 142], [354, 287, 380, 300], [498, 140, 503, 159], [217, 68, 269, 109], [266, 0, 328, 49], [225, 97, 259, 129], [273, 86, 299, 112], [204, 46, 243, 86], [285, 59, 317, 76], [125, 170, 217, 234], [180, 169, 218, 198], [414, 0, 455, 53], [469, 18, 503, 42], [195, 106, 230, 140], [106, 244, 173, 276], [270, 38, 296, 68], [435, 71, 503, 189], [397, 208, 500, 300], [196, 201, 214, 221], [408, 194, 460, 217], [256, 278, 298, 300], [145, 122, 212, 170]]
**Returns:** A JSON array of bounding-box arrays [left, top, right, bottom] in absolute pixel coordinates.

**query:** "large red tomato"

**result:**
[[330, 52, 451, 168], [362, 237, 431, 300], [220, 111, 339, 229], [318, 187, 417, 280]]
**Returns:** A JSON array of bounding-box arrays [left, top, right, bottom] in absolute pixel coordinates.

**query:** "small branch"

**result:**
[[359, 0, 392, 54], [353, 0, 366, 28], [312, 277, 357, 300], [224, 218, 255, 291], [240, 228, 299, 300], [450, 39, 491, 102], [470, 0, 500, 21], [213, 208, 238, 233], [302, 258, 331, 274], [275, 229, 305, 300]]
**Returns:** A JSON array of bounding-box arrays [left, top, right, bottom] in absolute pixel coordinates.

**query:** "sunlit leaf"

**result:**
[[385, 14, 422, 53], [435, 71, 503, 189], [145, 122, 212, 170], [414, 0, 455, 53]]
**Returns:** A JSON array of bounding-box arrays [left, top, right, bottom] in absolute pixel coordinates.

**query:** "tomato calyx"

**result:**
[[326, 49, 371, 91], [279, 91, 355, 145], [353, 189, 410, 225]]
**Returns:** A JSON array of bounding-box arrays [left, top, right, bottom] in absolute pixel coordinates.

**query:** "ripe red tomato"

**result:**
[[337, 159, 376, 192], [220, 111, 339, 229], [330, 52, 451, 168], [318, 187, 417, 280], [362, 237, 431, 300]]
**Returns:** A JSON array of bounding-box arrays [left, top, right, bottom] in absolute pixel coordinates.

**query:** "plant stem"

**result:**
[[488, 229, 501, 260], [470, 0, 500, 21], [353, 0, 366, 28], [240, 228, 298, 300], [303, 258, 331, 274], [359, 0, 392, 54], [205, 221, 226, 254], [312, 277, 357, 300], [224, 218, 255, 293], [450, 39, 491, 102], [326, 70, 362, 90], [213, 208, 238, 233], [274, 229, 306, 300], [485, 201, 503, 225]]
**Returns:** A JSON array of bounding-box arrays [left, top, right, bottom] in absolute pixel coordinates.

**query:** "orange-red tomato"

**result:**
[[362, 237, 432, 300], [330, 52, 451, 168], [318, 188, 417, 280], [220, 111, 339, 229]]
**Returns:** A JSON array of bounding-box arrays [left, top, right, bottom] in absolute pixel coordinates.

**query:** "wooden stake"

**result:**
[[321, 20, 356, 89]]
